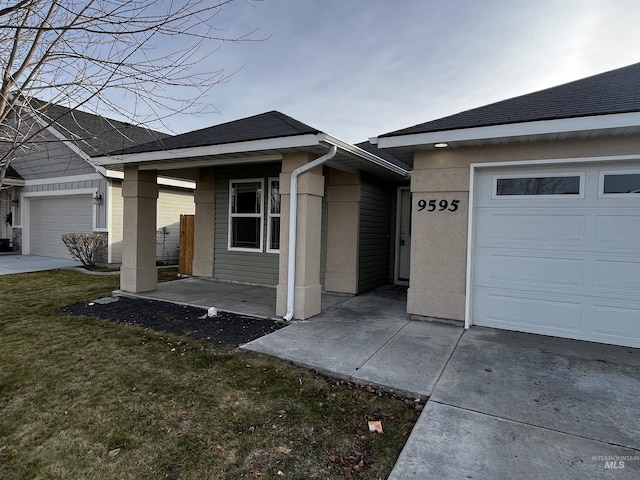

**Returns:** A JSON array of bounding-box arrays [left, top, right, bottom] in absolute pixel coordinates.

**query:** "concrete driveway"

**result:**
[[0, 254, 80, 275], [389, 327, 640, 479]]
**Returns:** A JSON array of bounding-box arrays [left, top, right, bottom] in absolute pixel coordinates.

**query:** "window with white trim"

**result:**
[[229, 179, 263, 251], [267, 178, 281, 253]]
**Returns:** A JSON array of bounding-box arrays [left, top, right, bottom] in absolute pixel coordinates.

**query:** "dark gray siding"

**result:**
[[214, 164, 281, 285], [320, 192, 327, 289], [358, 176, 392, 293]]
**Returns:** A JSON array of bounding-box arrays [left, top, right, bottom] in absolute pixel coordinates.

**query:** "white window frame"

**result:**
[[598, 169, 640, 197], [228, 178, 264, 252], [266, 177, 281, 254], [492, 172, 585, 199]]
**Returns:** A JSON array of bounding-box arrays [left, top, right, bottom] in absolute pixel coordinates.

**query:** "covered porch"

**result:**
[[92, 111, 411, 321]]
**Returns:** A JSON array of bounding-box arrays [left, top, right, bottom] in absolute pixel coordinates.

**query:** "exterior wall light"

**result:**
[[11, 197, 19, 207], [93, 192, 103, 205], [434, 143, 449, 148]]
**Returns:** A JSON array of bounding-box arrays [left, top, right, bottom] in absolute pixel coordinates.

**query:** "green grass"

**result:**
[[0, 270, 418, 479]]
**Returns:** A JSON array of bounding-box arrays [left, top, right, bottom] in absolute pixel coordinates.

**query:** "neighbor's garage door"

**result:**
[[473, 163, 640, 348], [30, 196, 93, 258]]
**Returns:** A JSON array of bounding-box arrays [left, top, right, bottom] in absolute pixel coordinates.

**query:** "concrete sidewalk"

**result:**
[[0, 254, 80, 275]]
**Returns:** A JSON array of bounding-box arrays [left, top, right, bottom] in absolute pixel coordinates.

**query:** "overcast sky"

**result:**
[[153, 0, 640, 143]]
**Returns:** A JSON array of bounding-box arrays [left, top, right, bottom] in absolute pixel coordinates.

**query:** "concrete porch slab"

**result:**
[[114, 277, 350, 319], [389, 402, 640, 480]]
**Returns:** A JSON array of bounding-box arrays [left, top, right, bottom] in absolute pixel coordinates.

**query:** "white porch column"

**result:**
[[276, 152, 325, 319], [120, 166, 159, 292], [192, 167, 215, 277]]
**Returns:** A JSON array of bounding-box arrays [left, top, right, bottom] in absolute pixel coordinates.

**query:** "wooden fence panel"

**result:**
[[179, 214, 195, 275]]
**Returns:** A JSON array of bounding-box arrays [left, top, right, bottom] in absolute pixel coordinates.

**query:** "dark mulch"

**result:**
[[58, 296, 286, 346]]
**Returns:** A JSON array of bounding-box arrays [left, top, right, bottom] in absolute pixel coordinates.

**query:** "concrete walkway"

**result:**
[[244, 286, 463, 399], [0, 254, 80, 275]]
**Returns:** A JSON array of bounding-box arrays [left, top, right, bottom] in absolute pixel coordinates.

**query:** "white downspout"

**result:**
[[284, 144, 337, 321]]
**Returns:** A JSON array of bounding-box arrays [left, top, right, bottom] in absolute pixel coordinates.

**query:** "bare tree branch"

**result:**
[[0, 0, 262, 186]]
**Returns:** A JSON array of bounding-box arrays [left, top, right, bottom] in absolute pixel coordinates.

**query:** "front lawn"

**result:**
[[0, 270, 418, 479]]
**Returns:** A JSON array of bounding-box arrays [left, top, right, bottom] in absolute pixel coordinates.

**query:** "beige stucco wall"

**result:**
[[408, 135, 640, 321], [325, 169, 361, 294], [192, 168, 215, 277], [276, 152, 325, 319], [120, 167, 158, 293]]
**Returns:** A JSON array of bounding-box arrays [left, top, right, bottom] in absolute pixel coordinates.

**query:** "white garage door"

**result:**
[[473, 163, 640, 348], [30, 196, 94, 258]]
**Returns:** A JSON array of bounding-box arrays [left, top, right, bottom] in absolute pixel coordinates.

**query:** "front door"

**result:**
[[396, 187, 411, 284]]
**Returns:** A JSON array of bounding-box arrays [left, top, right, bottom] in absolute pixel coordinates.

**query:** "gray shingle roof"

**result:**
[[29, 99, 169, 156], [112, 111, 321, 156], [381, 62, 640, 137]]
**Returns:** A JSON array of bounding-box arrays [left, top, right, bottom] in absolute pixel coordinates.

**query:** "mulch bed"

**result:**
[[58, 296, 286, 346]]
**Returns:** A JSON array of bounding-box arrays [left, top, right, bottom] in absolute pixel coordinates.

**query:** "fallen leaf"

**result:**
[[368, 421, 383, 433], [277, 445, 291, 454], [216, 444, 223, 453], [344, 466, 352, 479], [108, 448, 120, 458]]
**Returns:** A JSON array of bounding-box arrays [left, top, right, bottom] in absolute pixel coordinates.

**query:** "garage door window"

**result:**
[[495, 175, 582, 197], [601, 172, 640, 195]]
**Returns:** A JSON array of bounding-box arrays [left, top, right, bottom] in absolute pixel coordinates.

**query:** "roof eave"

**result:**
[[321, 134, 411, 177], [377, 111, 640, 149], [2, 178, 25, 186], [93, 133, 323, 166]]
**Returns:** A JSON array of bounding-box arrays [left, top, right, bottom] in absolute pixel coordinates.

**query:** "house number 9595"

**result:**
[[417, 199, 460, 212]]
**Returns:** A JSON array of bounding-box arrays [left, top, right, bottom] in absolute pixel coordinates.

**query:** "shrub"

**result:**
[[61, 233, 107, 266]]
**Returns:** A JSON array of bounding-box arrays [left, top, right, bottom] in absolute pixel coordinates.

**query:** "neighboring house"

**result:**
[[375, 62, 640, 348], [0, 165, 24, 251], [7, 100, 195, 264], [93, 111, 411, 319]]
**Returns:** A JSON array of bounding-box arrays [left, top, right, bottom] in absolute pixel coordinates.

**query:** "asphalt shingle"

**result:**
[[112, 111, 321, 156], [29, 99, 169, 156], [381, 62, 640, 137]]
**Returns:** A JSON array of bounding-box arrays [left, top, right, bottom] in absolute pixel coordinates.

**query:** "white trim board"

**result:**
[[24, 173, 103, 186], [94, 134, 321, 165], [377, 111, 640, 148]]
